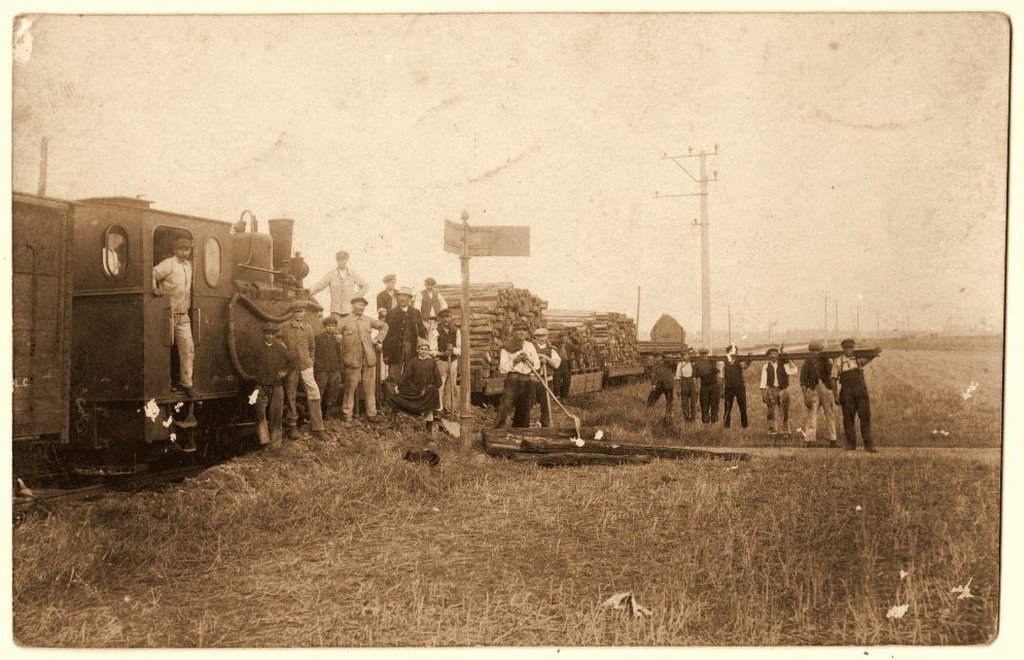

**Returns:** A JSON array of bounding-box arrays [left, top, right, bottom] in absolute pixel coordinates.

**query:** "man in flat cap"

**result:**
[[674, 348, 698, 423], [152, 236, 195, 396], [693, 347, 719, 424], [244, 323, 295, 450], [435, 308, 461, 413], [382, 286, 426, 380], [831, 338, 878, 452], [647, 351, 676, 420], [494, 321, 539, 429], [377, 274, 399, 315], [309, 250, 368, 322], [414, 277, 448, 320], [338, 296, 388, 421], [799, 340, 838, 446], [759, 347, 798, 434], [530, 327, 562, 427], [280, 307, 326, 440]]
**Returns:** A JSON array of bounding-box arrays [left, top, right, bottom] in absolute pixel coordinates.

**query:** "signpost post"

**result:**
[[444, 211, 530, 450]]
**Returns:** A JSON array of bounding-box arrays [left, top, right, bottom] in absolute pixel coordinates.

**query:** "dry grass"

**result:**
[[12, 345, 1002, 647]]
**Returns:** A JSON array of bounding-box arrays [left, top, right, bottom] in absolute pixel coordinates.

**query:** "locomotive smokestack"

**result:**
[[266, 218, 294, 273]]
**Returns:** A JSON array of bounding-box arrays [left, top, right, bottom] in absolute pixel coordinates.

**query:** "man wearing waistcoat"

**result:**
[[435, 309, 461, 413], [831, 338, 878, 452], [721, 343, 751, 428], [530, 327, 562, 427], [694, 348, 719, 424], [674, 348, 698, 422], [759, 347, 798, 434], [414, 277, 448, 320], [799, 340, 838, 446], [493, 322, 539, 429]]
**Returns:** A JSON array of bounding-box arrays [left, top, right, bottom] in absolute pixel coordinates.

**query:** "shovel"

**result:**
[[527, 361, 583, 439]]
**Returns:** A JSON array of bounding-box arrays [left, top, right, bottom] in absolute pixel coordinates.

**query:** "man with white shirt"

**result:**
[[674, 349, 697, 422], [530, 327, 562, 427], [152, 237, 195, 396], [759, 347, 799, 434], [493, 321, 540, 429], [309, 250, 369, 322], [414, 277, 448, 319], [434, 309, 461, 412]]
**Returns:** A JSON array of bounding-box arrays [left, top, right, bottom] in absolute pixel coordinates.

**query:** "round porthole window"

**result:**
[[204, 237, 221, 287]]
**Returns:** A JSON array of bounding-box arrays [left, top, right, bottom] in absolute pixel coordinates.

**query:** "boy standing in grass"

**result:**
[[313, 316, 344, 421], [246, 323, 295, 450]]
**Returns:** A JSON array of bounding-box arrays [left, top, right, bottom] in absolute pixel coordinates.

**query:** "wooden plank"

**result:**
[[518, 437, 750, 461]]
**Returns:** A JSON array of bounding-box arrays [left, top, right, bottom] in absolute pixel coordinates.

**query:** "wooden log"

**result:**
[[503, 452, 650, 467], [518, 436, 750, 461]]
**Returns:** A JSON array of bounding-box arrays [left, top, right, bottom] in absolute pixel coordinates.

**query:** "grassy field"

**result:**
[[12, 343, 1003, 647]]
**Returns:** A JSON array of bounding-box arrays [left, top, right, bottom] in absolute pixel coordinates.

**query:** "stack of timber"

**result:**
[[542, 309, 598, 370], [592, 312, 640, 366], [436, 282, 548, 385], [482, 427, 750, 466]]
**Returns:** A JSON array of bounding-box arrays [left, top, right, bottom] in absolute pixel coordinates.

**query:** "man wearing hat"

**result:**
[[435, 308, 461, 413], [721, 343, 752, 429], [647, 352, 676, 419], [309, 250, 368, 322], [674, 348, 698, 422], [376, 274, 399, 314], [382, 286, 426, 380], [530, 327, 562, 427], [313, 316, 344, 421], [493, 321, 540, 429], [152, 236, 195, 396], [693, 347, 720, 424], [759, 347, 798, 434], [799, 340, 838, 446], [244, 323, 295, 450], [831, 338, 878, 452], [281, 307, 326, 440], [338, 296, 387, 421], [414, 277, 448, 320]]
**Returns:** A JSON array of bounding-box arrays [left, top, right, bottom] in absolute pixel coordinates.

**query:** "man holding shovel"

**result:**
[[493, 321, 539, 429], [530, 327, 562, 427]]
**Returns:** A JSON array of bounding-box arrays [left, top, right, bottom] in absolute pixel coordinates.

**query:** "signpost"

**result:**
[[444, 211, 530, 449]]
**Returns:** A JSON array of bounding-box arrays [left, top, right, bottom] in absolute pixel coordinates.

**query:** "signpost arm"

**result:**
[[459, 210, 473, 450]]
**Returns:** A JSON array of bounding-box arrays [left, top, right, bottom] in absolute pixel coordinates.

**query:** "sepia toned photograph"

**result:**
[[6, 5, 1013, 650]]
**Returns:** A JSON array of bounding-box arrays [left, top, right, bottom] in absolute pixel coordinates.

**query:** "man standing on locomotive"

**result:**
[[280, 307, 326, 440], [152, 237, 196, 397], [309, 250, 369, 322]]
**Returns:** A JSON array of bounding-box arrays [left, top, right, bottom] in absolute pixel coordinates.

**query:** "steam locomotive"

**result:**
[[12, 192, 321, 475]]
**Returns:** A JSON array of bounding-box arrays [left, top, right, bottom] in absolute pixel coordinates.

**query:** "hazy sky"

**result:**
[[11, 13, 1009, 338]]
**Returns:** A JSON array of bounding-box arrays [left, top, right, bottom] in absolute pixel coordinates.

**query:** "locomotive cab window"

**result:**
[[102, 225, 128, 278], [204, 237, 221, 286]]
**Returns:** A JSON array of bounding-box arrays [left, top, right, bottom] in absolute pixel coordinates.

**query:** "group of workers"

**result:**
[[646, 339, 876, 451]]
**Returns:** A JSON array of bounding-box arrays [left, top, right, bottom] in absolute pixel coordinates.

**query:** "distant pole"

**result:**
[[834, 300, 839, 340], [38, 136, 48, 196], [636, 285, 641, 339], [876, 309, 880, 338], [727, 304, 732, 344], [655, 145, 718, 349], [820, 290, 828, 344], [856, 305, 861, 338], [458, 210, 472, 450]]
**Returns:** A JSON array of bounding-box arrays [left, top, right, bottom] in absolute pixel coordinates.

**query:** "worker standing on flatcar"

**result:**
[[309, 250, 368, 322], [280, 307, 326, 440], [675, 349, 697, 422], [414, 277, 448, 319], [832, 338, 878, 452], [246, 323, 294, 451], [493, 321, 539, 429], [313, 316, 344, 421], [152, 237, 195, 397], [376, 274, 399, 315], [530, 327, 562, 427]]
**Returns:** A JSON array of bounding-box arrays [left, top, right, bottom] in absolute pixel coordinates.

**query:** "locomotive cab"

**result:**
[[69, 197, 238, 472]]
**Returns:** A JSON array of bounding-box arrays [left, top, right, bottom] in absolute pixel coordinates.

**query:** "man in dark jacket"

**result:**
[[720, 343, 751, 428], [693, 348, 720, 424], [382, 286, 426, 380], [647, 353, 676, 417], [245, 323, 295, 450], [313, 316, 344, 421], [799, 340, 837, 446], [376, 274, 399, 314]]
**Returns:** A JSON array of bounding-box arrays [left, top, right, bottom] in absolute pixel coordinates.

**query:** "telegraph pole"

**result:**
[[636, 286, 641, 339], [856, 306, 861, 338], [727, 304, 732, 344], [876, 309, 880, 338], [834, 300, 839, 340], [655, 145, 718, 348], [38, 136, 48, 196]]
